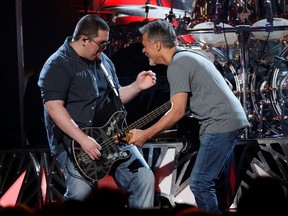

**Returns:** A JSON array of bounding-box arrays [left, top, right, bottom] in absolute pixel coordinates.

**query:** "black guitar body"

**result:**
[[72, 101, 172, 182], [72, 111, 131, 182]]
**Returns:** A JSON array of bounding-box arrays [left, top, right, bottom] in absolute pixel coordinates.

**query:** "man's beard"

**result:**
[[149, 58, 156, 66]]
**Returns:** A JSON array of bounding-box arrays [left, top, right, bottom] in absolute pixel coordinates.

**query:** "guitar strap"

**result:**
[[100, 63, 125, 111]]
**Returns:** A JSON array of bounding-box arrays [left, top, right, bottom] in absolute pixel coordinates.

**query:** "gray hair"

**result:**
[[139, 19, 177, 48]]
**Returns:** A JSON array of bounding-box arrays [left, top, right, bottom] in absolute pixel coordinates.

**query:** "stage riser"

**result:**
[[0, 138, 287, 210]]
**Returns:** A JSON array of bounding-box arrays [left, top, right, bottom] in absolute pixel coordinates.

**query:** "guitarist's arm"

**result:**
[[128, 93, 188, 146], [119, 70, 156, 104], [45, 100, 102, 160]]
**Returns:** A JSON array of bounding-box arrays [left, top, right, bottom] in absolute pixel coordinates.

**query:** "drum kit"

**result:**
[[97, 0, 288, 138]]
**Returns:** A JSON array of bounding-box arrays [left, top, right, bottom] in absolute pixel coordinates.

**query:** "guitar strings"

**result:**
[[73, 101, 171, 162], [100, 100, 171, 152], [72, 101, 172, 180]]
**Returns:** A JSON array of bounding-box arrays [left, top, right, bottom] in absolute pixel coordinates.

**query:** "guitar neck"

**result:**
[[124, 101, 171, 133]]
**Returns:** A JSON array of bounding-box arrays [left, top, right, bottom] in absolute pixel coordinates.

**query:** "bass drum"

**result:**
[[250, 41, 288, 136], [269, 46, 288, 135]]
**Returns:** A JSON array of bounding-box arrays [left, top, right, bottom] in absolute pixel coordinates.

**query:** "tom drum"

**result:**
[[249, 0, 288, 40]]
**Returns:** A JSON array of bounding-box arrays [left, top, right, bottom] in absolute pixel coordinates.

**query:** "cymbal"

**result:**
[[111, 15, 157, 25], [102, 4, 190, 19], [77, 10, 115, 14]]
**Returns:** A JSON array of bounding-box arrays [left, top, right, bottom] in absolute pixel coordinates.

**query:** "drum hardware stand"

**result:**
[[256, 99, 270, 138], [144, 0, 151, 22], [233, 24, 288, 138], [235, 25, 251, 138], [275, 55, 288, 64], [277, 55, 288, 136], [187, 25, 288, 35], [280, 97, 288, 136], [166, 0, 176, 23], [258, 100, 264, 138], [264, 0, 274, 26], [186, 24, 288, 138], [213, 0, 224, 34]]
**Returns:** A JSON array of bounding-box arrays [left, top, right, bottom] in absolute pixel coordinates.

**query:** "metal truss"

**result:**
[[0, 138, 287, 211]]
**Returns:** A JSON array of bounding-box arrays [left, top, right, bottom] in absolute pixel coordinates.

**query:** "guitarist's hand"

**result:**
[[81, 136, 102, 160], [128, 129, 149, 147], [136, 70, 156, 90]]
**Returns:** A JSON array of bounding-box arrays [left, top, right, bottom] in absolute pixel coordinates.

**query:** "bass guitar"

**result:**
[[71, 100, 171, 182]]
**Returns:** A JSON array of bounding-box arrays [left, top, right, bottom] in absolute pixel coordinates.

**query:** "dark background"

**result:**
[[1, 0, 80, 149]]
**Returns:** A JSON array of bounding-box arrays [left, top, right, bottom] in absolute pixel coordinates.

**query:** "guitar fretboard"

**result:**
[[124, 100, 171, 133]]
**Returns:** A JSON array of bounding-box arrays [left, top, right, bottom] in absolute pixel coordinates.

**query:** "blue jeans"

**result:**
[[189, 130, 240, 214], [56, 144, 155, 208]]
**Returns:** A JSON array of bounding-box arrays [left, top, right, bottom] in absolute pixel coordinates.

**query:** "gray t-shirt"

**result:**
[[167, 48, 249, 134]]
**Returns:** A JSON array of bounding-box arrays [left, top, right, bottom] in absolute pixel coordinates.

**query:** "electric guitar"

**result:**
[[71, 101, 171, 182]]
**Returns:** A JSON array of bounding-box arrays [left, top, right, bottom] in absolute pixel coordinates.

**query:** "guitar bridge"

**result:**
[[78, 154, 91, 169]]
